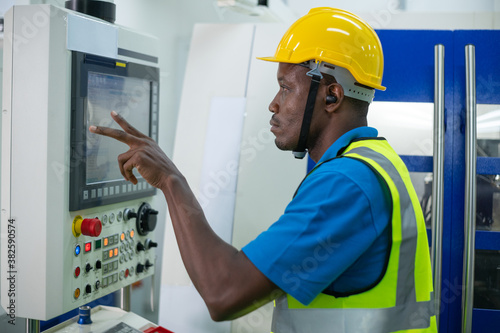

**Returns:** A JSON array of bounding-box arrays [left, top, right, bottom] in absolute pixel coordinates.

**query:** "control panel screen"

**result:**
[[69, 52, 159, 211], [86, 72, 150, 185]]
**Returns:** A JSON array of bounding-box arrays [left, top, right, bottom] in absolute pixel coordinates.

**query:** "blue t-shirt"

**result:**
[[242, 127, 392, 305]]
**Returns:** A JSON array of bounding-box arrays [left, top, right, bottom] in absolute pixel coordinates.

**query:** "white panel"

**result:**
[[160, 24, 254, 333], [67, 12, 118, 58], [162, 23, 254, 286], [10, 4, 52, 318], [0, 25, 4, 323], [159, 285, 230, 333], [199, 97, 246, 243], [42, 305, 156, 333], [117, 26, 159, 66], [0, 8, 13, 323]]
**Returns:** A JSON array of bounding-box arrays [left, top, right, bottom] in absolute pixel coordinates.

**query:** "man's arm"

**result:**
[[90, 111, 284, 321]]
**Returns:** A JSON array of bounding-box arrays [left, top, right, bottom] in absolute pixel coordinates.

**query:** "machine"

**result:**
[[0, 2, 165, 329]]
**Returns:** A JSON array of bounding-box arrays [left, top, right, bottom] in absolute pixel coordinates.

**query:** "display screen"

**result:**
[[69, 52, 159, 211], [85, 72, 150, 185]]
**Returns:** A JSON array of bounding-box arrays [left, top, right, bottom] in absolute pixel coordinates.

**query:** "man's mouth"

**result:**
[[270, 121, 278, 133], [270, 116, 279, 132]]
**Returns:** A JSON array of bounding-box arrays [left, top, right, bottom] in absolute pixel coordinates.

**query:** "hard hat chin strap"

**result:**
[[306, 60, 375, 103], [293, 62, 323, 159], [292, 60, 376, 159]]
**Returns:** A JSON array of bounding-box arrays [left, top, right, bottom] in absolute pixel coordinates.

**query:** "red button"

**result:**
[[80, 218, 102, 237], [74, 266, 81, 278], [125, 269, 129, 278]]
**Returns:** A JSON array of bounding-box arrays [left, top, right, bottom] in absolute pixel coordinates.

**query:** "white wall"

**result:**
[[0, 1, 14, 17], [288, 0, 500, 29], [287, 0, 499, 14]]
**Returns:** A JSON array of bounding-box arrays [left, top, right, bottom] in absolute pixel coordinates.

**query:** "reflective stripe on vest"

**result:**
[[272, 295, 434, 332], [271, 141, 436, 333]]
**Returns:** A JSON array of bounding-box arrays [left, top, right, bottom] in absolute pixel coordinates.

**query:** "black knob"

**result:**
[[145, 260, 153, 270], [136, 263, 145, 274], [85, 263, 93, 273], [136, 242, 145, 252], [136, 203, 158, 235], [85, 284, 92, 294], [124, 208, 137, 221], [145, 239, 158, 250], [95, 280, 100, 290], [95, 260, 102, 270]]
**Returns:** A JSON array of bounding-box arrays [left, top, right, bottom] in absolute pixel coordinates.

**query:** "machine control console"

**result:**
[[0, 4, 163, 320], [71, 202, 158, 306]]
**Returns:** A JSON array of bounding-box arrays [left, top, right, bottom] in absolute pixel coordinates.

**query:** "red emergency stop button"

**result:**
[[72, 216, 102, 237], [81, 219, 102, 237]]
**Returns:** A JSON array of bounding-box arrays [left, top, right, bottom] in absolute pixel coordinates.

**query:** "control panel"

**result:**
[[70, 202, 159, 305], [0, 5, 164, 321]]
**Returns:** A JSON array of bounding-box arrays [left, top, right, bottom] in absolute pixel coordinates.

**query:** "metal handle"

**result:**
[[431, 44, 445, 327], [462, 44, 477, 333], [150, 256, 157, 312], [120, 285, 131, 312]]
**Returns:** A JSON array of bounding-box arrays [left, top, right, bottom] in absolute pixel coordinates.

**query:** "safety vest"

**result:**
[[271, 138, 437, 333]]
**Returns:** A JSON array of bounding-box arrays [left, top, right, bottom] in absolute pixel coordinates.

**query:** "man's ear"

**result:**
[[325, 83, 344, 113]]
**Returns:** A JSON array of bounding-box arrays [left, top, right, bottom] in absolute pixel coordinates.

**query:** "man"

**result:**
[[90, 7, 437, 332]]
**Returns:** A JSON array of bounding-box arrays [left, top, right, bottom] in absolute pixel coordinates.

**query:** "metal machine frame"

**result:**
[[1, 5, 164, 323]]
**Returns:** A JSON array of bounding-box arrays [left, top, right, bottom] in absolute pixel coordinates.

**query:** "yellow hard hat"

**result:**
[[258, 7, 386, 91]]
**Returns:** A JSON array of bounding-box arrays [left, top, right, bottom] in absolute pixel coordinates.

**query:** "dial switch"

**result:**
[[136, 203, 158, 236], [145, 239, 158, 250]]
